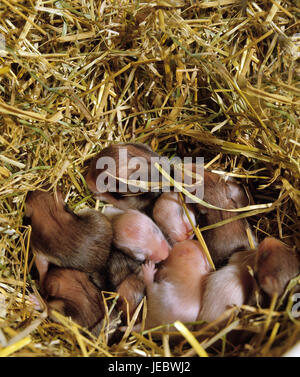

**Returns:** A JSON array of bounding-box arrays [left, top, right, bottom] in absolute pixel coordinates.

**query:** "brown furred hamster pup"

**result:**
[[255, 237, 299, 296], [198, 237, 300, 324], [85, 143, 161, 211], [111, 209, 171, 263], [25, 189, 113, 288], [141, 240, 212, 330], [177, 163, 256, 266], [116, 273, 145, 321], [106, 247, 145, 319], [42, 267, 105, 336]]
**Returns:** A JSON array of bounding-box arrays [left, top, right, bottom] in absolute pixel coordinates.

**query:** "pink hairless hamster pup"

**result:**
[[140, 240, 212, 330], [152, 192, 196, 245], [25, 188, 112, 289], [111, 209, 171, 263], [198, 237, 300, 324]]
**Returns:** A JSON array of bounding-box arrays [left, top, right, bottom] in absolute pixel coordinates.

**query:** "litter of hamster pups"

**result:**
[[0, 0, 299, 358], [24, 143, 300, 355]]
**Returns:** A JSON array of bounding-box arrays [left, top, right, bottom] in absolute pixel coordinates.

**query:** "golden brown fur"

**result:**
[[256, 237, 299, 296], [106, 247, 142, 288], [106, 247, 145, 320], [25, 189, 112, 288], [44, 267, 105, 336], [116, 273, 145, 320], [85, 143, 160, 211], [184, 164, 255, 266]]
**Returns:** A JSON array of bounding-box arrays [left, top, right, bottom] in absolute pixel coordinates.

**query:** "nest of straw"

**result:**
[[0, 0, 299, 357]]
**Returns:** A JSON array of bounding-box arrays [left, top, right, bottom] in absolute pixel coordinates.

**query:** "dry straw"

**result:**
[[0, 0, 299, 357]]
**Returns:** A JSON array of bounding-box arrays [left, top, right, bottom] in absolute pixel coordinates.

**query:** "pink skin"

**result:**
[[152, 192, 196, 245], [198, 256, 252, 324], [29, 294, 43, 311], [112, 209, 171, 263], [198, 237, 300, 324], [142, 261, 157, 286], [140, 240, 212, 330]]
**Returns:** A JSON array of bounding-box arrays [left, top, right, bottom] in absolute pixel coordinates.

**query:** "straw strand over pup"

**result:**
[[175, 163, 257, 266], [30, 267, 106, 337], [198, 237, 300, 324], [86, 143, 161, 212]]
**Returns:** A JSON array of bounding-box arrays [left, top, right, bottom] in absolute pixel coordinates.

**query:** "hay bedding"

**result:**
[[0, 0, 299, 357]]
